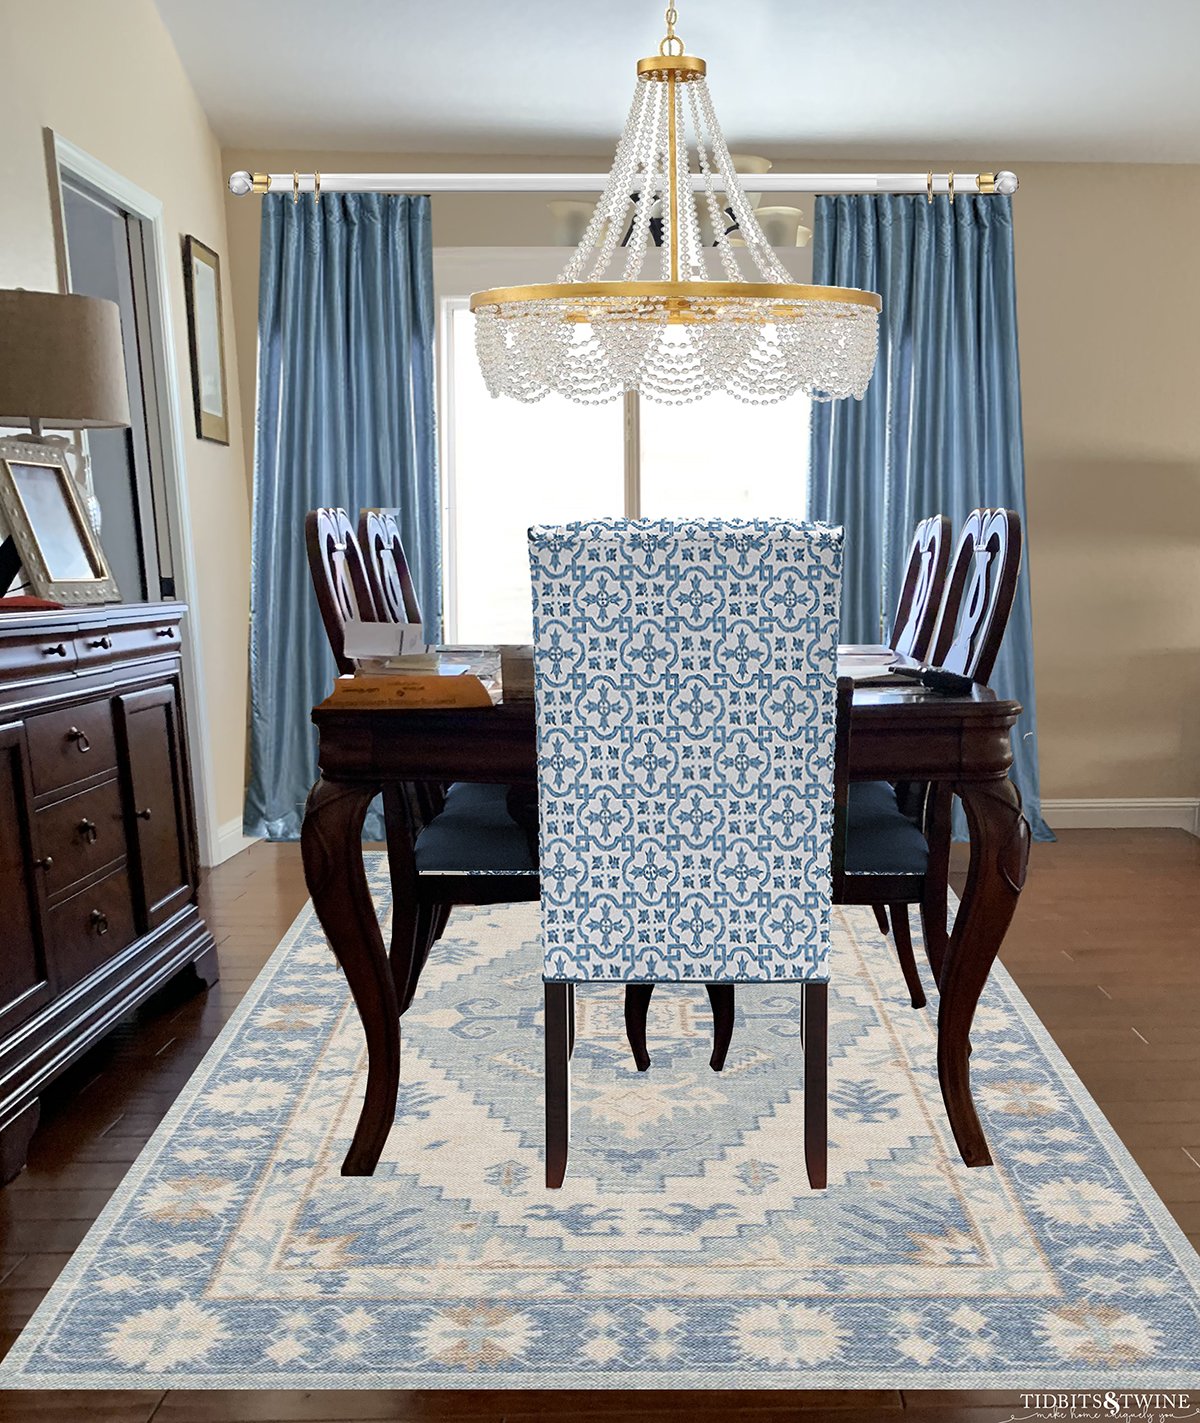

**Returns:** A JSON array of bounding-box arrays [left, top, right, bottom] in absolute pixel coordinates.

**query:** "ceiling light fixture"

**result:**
[[470, 5, 881, 406]]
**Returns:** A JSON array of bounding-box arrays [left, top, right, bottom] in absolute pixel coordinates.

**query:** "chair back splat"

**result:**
[[528, 518, 843, 985], [890, 514, 951, 662], [930, 508, 1023, 684], [359, 509, 423, 626], [305, 507, 380, 676]]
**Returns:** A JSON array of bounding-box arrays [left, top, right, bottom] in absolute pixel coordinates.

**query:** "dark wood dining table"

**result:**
[[301, 648, 1030, 1176]]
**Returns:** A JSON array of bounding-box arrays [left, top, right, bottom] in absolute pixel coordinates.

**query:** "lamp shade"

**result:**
[[0, 289, 131, 430]]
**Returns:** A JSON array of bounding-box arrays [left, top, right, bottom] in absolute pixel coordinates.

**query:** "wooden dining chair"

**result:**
[[871, 508, 1024, 1004], [529, 517, 846, 1191], [305, 507, 380, 675], [863, 514, 950, 971], [305, 507, 531, 1007], [358, 509, 423, 626], [889, 515, 952, 661]]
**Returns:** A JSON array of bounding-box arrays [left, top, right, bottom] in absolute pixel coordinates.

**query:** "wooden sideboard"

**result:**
[[0, 602, 217, 1183]]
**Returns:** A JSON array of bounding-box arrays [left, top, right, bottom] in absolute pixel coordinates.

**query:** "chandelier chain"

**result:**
[[659, 3, 685, 56]]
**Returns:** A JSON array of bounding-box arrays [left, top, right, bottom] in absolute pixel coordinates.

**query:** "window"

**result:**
[[638, 387, 810, 522], [440, 285, 811, 644], [443, 301, 625, 644]]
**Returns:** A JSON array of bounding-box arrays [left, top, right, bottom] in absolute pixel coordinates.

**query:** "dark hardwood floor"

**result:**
[[2, 829, 1198, 1420]]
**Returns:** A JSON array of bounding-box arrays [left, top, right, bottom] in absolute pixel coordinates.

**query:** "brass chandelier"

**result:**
[[471, 5, 882, 406]]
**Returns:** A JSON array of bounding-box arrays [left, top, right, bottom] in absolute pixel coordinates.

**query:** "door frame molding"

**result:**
[[44, 130, 220, 867]]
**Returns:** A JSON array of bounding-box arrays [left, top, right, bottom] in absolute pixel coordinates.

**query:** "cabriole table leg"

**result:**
[[301, 774, 400, 1176], [938, 774, 1030, 1167]]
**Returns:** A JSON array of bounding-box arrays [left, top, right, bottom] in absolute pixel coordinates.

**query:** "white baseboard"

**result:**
[[208, 817, 262, 868], [1042, 797, 1200, 836]]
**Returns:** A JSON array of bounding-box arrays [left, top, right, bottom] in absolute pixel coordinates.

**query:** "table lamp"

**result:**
[[0, 289, 131, 438]]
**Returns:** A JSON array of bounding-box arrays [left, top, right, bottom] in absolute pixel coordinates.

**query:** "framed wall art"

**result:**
[[182, 235, 229, 444]]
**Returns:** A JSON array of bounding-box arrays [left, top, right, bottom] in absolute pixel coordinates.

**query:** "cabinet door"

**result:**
[[114, 684, 197, 931], [0, 723, 52, 1037]]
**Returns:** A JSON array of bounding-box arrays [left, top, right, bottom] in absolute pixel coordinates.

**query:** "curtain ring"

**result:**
[[314, 171, 321, 205], [292, 170, 300, 205], [948, 171, 955, 205], [926, 171, 933, 204]]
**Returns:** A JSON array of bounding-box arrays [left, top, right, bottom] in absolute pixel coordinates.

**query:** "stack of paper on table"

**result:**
[[838, 645, 900, 685]]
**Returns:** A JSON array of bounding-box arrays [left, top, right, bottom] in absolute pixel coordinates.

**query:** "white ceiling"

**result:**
[[156, 0, 1200, 164]]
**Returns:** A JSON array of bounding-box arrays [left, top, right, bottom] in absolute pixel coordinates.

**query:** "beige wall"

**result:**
[[223, 150, 1200, 808], [1014, 163, 1200, 800], [2, 0, 252, 846]]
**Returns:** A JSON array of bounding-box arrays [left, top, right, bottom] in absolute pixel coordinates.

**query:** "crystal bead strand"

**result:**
[[673, 75, 704, 282], [697, 81, 793, 284], [568, 77, 652, 282], [589, 76, 656, 281], [686, 80, 734, 280], [622, 78, 666, 281], [686, 80, 742, 281]]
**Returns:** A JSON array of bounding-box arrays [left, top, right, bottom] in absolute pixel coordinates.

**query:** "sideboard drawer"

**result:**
[[0, 629, 78, 683], [47, 866, 137, 992], [26, 699, 117, 796], [74, 619, 181, 671], [114, 619, 180, 660], [34, 777, 126, 901]]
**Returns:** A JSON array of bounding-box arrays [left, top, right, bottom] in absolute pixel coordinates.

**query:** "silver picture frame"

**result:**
[[0, 441, 120, 604]]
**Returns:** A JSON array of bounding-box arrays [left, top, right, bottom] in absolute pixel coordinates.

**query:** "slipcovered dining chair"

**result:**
[[529, 517, 847, 1191], [709, 507, 1021, 1083]]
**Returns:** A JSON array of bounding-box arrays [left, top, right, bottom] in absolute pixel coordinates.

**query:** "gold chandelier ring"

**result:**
[[471, 280, 882, 313]]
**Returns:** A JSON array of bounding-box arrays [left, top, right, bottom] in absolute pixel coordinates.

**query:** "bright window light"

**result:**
[[443, 302, 811, 644], [446, 304, 623, 644]]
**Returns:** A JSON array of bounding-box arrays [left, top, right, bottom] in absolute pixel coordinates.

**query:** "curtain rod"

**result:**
[[228, 169, 1018, 198]]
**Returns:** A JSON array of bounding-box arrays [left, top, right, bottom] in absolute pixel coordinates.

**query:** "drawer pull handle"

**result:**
[[79, 818, 98, 843], [43, 643, 68, 658], [136, 807, 153, 821], [35, 855, 53, 871], [155, 627, 176, 639], [87, 636, 112, 650], [66, 727, 92, 753], [90, 909, 110, 936]]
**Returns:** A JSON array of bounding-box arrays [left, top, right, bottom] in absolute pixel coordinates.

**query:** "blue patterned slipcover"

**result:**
[[528, 518, 843, 985]]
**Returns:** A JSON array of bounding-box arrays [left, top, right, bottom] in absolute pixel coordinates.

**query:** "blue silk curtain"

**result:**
[[244, 193, 439, 840], [810, 194, 1051, 840]]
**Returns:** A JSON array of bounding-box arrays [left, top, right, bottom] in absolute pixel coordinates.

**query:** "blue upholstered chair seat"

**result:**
[[846, 781, 929, 876], [414, 782, 537, 874]]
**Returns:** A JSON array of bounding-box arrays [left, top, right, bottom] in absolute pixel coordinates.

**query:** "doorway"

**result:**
[[47, 131, 219, 866], [59, 174, 175, 602]]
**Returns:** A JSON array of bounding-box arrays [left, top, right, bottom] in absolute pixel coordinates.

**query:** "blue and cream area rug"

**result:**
[[4, 854, 1200, 1390]]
